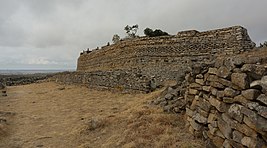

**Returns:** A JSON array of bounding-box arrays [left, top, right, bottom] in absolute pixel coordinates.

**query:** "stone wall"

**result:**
[[53, 69, 156, 93], [77, 26, 255, 82], [184, 50, 267, 147]]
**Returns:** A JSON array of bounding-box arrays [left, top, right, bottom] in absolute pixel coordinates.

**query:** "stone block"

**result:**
[[195, 79, 205, 85], [190, 98, 199, 110], [208, 68, 218, 75], [217, 90, 225, 99], [164, 93, 173, 100], [231, 73, 249, 90], [241, 136, 257, 148], [186, 108, 195, 117], [218, 78, 233, 87], [207, 74, 218, 82], [211, 87, 218, 96], [223, 97, 234, 104], [217, 66, 231, 79], [197, 108, 209, 117], [241, 89, 260, 100], [218, 118, 232, 139], [223, 139, 233, 148], [233, 95, 249, 106], [210, 81, 225, 89], [241, 64, 266, 79], [190, 119, 203, 131], [255, 105, 267, 119], [224, 87, 240, 97], [197, 98, 211, 112], [211, 135, 225, 148], [208, 113, 217, 124], [188, 88, 199, 95], [209, 96, 227, 112], [208, 124, 218, 135], [228, 104, 244, 123], [257, 94, 267, 106], [233, 130, 244, 144], [189, 83, 202, 90], [202, 86, 211, 92], [196, 74, 204, 79], [192, 113, 207, 124]]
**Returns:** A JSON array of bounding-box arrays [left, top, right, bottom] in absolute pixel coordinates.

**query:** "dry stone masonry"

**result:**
[[55, 26, 255, 93], [185, 50, 267, 147], [77, 26, 255, 83]]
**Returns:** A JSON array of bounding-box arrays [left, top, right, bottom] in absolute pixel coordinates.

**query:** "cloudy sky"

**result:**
[[1, 0, 267, 70]]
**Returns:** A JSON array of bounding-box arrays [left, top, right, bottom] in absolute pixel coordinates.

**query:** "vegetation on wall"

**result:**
[[144, 28, 169, 37]]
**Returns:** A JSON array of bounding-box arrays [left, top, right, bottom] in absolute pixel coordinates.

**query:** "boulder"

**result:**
[[231, 73, 249, 90]]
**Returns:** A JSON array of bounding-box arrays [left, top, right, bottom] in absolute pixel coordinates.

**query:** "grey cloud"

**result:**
[[0, 0, 267, 69]]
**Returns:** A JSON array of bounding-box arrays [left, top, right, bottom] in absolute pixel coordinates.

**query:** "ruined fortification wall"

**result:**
[[184, 50, 267, 147], [152, 49, 267, 147], [77, 26, 255, 82], [53, 69, 154, 93]]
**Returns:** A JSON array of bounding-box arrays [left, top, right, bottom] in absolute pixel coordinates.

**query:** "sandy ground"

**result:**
[[0, 82, 204, 148]]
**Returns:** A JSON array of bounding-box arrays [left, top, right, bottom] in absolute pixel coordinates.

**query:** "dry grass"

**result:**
[[0, 82, 204, 147]]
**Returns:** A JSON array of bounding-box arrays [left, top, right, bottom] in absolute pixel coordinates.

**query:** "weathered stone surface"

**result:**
[[231, 73, 249, 89], [233, 95, 249, 106], [210, 81, 225, 89], [190, 119, 203, 130], [197, 99, 211, 112], [241, 136, 257, 148], [208, 124, 218, 135], [195, 79, 204, 85], [257, 94, 267, 106], [250, 80, 263, 90], [224, 87, 240, 97], [188, 89, 199, 95], [223, 97, 234, 104], [218, 118, 232, 139], [186, 108, 195, 117], [241, 89, 260, 100], [217, 90, 225, 99], [223, 139, 233, 148], [192, 113, 207, 124], [203, 86, 211, 92], [207, 113, 217, 124], [228, 104, 244, 123], [241, 64, 266, 79], [208, 68, 218, 75], [217, 66, 231, 78], [255, 105, 267, 119], [209, 96, 227, 112], [196, 74, 203, 79], [233, 130, 244, 144], [164, 93, 173, 100], [189, 83, 202, 90]]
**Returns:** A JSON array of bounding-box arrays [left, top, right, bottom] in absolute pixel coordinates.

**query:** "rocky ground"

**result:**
[[0, 82, 204, 148]]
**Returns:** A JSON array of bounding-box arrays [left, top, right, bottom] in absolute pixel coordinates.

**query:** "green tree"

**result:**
[[144, 28, 169, 37], [124, 24, 139, 38], [112, 34, 120, 43], [144, 28, 154, 37]]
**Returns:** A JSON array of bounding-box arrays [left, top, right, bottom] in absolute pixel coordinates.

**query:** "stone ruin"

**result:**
[[55, 26, 255, 93], [0, 82, 7, 97], [52, 26, 267, 147]]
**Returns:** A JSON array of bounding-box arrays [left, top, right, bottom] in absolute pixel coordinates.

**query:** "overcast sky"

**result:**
[[1, 0, 267, 70]]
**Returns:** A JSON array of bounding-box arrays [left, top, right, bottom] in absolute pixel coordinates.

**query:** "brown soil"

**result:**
[[0, 82, 204, 148]]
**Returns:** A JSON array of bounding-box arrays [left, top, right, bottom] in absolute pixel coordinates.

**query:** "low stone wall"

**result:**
[[184, 52, 267, 147], [52, 70, 156, 93]]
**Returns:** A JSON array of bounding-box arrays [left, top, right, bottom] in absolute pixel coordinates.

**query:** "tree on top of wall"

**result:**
[[112, 34, 120, 43], [124, 24, 139, 38], [144, 27, 169, 37]]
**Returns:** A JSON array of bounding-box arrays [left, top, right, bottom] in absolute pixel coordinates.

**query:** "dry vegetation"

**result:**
[[0, 82, 204, 147]]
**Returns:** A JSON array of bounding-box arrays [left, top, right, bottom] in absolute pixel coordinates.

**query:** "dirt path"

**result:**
[[0, 82, 204, 148]]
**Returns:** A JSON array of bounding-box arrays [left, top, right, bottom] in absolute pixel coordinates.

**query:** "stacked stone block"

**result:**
[[53, 70, 155, 93], [77, 26, 255, 82], [185, 55, 267, 147]]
